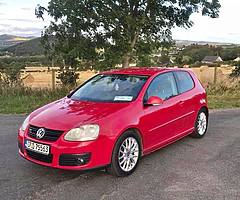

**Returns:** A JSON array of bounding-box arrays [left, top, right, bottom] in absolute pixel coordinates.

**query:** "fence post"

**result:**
[[213, 66, 217, 85], [52, 69, 56, 90]]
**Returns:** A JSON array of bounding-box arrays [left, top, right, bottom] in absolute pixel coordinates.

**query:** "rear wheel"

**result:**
[[107, 131, 141, 177], [191, 109, 208, 138]]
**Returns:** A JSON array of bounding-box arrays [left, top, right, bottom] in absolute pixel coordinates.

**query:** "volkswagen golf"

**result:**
[[18, 67, 208, 176]]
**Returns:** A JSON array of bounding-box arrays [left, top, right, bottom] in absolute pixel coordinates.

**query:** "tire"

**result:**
[[191, 109, 208, 138], [107, 131, 142, 177]]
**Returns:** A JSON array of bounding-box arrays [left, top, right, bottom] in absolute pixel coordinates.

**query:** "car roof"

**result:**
[[101, 67, 185, 76]]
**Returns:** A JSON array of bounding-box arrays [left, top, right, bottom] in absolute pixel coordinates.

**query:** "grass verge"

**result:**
[[206, 80, 240, 109], [208, 95, 240, 109], [0, 86, 70, 114]]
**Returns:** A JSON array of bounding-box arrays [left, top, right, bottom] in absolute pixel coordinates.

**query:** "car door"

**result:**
[[173, 71, 196, 132], [141, 72, 183, 152]]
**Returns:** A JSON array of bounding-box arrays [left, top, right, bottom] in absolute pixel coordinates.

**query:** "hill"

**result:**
[[0, 34, 34, 49], [175, 39, 239, 47], [4, 37, 44, 56], [1, 34, 239, 57]]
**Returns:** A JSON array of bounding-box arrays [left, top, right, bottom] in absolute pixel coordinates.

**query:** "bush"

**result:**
[[58, 69, 79, 86], [230, 61, 240, 78], [0, 61, 24, 86]]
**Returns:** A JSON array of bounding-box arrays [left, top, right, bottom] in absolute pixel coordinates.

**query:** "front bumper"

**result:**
[[18, 128, 113, 170]]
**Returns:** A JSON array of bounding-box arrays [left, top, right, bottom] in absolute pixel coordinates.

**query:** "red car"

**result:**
[[18, 67, 208, 176]]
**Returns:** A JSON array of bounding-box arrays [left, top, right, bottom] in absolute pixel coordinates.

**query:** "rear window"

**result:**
[[174, 71, 194, 94]]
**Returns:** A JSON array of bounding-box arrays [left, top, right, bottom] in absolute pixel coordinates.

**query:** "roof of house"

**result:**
[[202, 56, 222, 62], [234, 57, 240, 61]]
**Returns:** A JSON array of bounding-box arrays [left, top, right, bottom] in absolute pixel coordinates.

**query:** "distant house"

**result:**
[[234, 57, 240, 62], [202, 56, 223, 64]]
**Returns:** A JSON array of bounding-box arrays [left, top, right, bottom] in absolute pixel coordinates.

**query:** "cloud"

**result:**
[[0, 2, 6, 6], [0, 23, 11, 27], [7, 18, 39, 23], [21, 7, 31, 11], [11, 27, 42, 33], [172, 0, 240, 44], [228, 33, 240, 36], [0, 24, 43, 37]]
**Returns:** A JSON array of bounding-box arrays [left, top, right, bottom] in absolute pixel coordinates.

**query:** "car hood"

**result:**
[[30, 98, 131, 131]]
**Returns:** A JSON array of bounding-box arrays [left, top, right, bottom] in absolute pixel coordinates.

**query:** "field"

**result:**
[[19, 65, 234, 89], [21, 68, 97, 88]]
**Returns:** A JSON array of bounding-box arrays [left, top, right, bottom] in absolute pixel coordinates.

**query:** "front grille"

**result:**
[[26, 149, 53, 163], [59, 153, 91, 166], [28, 125, 64, 142]]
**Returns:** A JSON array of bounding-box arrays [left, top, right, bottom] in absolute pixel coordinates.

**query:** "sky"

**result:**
[[0, 0, 239, 44]]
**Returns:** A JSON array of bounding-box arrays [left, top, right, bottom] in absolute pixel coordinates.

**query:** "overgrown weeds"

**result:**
[[0, 79, 240, 114], [206, 79, 240, 109], [207, 80, 240, 96], [0, 85, 71, 114]]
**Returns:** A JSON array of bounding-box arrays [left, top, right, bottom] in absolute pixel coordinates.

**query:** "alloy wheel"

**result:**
[[118, 137, 139, 172], [198, 112, 207, 135]]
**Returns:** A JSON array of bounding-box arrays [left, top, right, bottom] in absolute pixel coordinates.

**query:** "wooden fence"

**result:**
[[20, 65, 235, 89], [21, 68, 97, 89]]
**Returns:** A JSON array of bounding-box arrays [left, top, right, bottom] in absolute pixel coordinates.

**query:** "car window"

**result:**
[[145, 72, 178, 101], [174, 71, 194, 94], [70, 74, 148, 102]]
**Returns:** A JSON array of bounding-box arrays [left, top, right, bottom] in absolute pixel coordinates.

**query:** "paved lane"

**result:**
[[0, 110, 239, 200]]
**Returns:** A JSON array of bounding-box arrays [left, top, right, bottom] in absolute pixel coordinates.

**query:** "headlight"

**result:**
[[21, 115, 30, 131], [64, 124, 100, 142]]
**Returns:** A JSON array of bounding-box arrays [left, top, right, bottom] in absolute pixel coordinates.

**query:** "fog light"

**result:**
[[76, 158, 84, 164], [59, 153, 91, 166]]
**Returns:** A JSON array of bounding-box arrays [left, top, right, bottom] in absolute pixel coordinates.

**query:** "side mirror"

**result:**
[[145, 96, 164, 106]]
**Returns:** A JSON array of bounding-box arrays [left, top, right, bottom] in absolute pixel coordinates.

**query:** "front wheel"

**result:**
[[191, 109, 208, 138], [107, 131, 141, 177]]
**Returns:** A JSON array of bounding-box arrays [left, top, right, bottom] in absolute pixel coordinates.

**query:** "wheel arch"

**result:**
[[113, 127, 144, 157], [200, 106, 209, 118], [190, 105, 209, 138], [194, 106, 209, 125]]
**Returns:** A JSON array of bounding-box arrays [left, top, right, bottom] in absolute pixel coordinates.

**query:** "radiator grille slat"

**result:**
[[28, 125, 64, 142]]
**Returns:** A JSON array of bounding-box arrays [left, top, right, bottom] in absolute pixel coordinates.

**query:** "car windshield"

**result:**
[[70, 74, 148, 102]]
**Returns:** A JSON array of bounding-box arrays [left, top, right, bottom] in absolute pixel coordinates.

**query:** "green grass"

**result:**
[[208, 95, 240, 109], [206, 81, 240, 109], [0, 82, 240, 114], [0, 86, 70, 114]]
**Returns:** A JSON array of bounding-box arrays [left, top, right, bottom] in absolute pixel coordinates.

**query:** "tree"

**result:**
[[230, 62, 240, 78], [0, 61, 24, 86], [41, 29, 100, 86], [38, 0, 221, 68], [177, 44, 222, 64], [221, 47, 240, 61]]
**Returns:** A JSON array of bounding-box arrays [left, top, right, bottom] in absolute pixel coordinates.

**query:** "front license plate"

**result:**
[[25, 140, 50, 155]]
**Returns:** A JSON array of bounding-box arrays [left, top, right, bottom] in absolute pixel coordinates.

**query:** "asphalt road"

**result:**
[[0, 109, 240, 200]]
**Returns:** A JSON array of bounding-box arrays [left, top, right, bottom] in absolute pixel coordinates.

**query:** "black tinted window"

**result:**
[[175, 71, 194, 93], [146, 72, 178, 100]]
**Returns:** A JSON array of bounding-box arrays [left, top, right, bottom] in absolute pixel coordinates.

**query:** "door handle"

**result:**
[[179, 101, 184, 107]]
